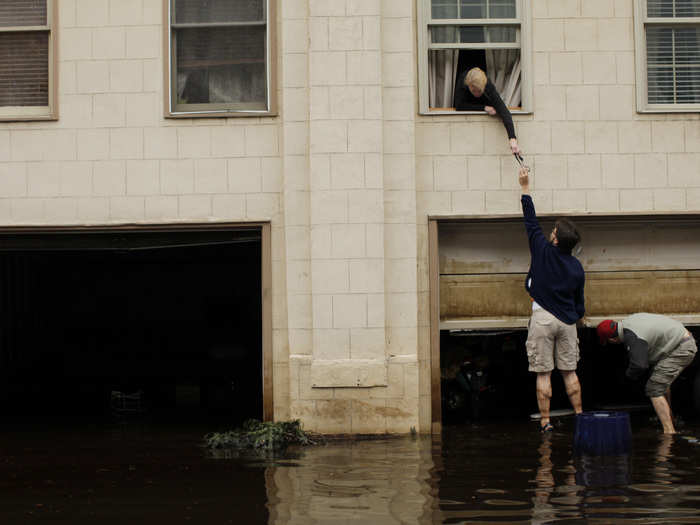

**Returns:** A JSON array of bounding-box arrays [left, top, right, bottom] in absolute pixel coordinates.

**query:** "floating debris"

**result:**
[[204, 419, 321, 451], [530, 409, 575, 420], [628, 483, 677, 493], [550, 495, 582, 505], [585, 495, 630, 504], [477, 488, 506, 494], [483, 499, 528, 506]]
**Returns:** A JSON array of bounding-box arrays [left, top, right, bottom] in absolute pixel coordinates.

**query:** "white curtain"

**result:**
[[486, 49, 521, 107], [429, 49, 459, 108]]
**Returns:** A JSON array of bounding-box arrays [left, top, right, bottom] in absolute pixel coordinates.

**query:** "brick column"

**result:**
[[279, 0, 312, 421], [381, 1, 420, 432]]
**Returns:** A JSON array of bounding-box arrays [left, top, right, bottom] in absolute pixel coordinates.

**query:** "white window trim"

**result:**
[[634, 0, 700, 112], [416, 0, 532, 115], [0, 0, 58, 122], [163, 0, 277, 118]]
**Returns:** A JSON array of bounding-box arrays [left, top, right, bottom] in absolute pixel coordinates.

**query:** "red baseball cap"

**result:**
[[596, 320, 618, 344]]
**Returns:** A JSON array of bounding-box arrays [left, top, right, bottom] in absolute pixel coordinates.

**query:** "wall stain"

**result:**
[[440, 270, 700, 320]]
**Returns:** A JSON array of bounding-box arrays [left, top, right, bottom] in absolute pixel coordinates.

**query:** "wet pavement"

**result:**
[[2, 415, 700, 524]]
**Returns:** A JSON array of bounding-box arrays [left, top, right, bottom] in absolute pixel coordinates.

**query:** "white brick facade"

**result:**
[[1, 0, 699, 434]]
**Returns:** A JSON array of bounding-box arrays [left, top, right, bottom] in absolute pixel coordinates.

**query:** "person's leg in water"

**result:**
[[646, 339, 696, 434], [560, 370, 583, 415], [536, 372, 553, 430], [650, 394, 676, 434]]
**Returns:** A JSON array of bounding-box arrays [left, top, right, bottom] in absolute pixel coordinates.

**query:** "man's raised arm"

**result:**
[[519, 167, 547, 252]]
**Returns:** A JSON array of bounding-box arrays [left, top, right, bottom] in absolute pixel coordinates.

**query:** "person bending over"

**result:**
[[454, 67, 521, 155], [597, 314, 697, 434], [519, 166, 585, 432]]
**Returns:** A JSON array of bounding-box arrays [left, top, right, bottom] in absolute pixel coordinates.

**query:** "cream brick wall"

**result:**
[[2, 0, 700, 435]]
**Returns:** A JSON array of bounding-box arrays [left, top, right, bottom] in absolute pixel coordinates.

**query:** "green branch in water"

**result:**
[[204, 419, 321, 451]]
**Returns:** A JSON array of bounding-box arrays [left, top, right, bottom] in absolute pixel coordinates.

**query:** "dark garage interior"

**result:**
[[440, 326, 700, 425], [0, 228, 263, 425]]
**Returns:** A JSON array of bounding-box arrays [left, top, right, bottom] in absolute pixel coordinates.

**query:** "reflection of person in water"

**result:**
[[454, 67, 521, 154], [652, 434, 674, 482], [532, 435, 582, 523], [531, 434, 555, 523]]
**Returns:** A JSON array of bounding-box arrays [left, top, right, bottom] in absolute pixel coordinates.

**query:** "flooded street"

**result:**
[[2, 416, 700, 524]]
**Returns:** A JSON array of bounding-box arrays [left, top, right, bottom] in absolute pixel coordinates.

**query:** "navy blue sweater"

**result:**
[[521, 195, 585, 325]]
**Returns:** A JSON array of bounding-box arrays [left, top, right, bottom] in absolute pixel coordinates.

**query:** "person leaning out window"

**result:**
[[454, 67, 521, 155]]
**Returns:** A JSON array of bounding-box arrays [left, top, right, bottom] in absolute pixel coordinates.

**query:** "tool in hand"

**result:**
[[514, 152, 530, 172]]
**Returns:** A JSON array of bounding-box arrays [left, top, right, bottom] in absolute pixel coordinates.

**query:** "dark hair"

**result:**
[[554, 218, 580, 254]]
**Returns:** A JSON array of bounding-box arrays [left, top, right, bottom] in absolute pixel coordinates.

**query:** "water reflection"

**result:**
[[531, 434, 556, 523], [575, 453, 630, 487], [2, 421, 700, 524], [530, 433, 585, 523], [263, 438, 438, 525], [262, 421, 700, 524]]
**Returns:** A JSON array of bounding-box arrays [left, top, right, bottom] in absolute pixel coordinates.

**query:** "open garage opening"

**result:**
[[431, 215, 700, 429], [0, 226, 268, 426], [440, 326, 700, 426]]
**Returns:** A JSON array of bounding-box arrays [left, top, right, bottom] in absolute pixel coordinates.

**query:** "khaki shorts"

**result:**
[[646, 337, 697, 398], [525, 308, 579, 373]]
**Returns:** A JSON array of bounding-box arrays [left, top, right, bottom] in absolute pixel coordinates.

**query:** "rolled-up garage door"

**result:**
[[439, 216, 700, 329]]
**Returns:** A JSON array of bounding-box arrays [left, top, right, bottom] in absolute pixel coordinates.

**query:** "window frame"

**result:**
[[634, 0, 700, 112], [163, 0, 277, 118], [0, 0, 58, 122], [416, 0, 532, 115]]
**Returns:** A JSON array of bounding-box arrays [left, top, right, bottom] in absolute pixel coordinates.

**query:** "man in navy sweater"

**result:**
[[519, 167, 585, 432]]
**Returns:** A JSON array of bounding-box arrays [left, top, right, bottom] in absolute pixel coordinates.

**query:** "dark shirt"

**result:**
[[621, 328, 649, 381], [454, 72, 516, 139], [521, 195, 585, 325]]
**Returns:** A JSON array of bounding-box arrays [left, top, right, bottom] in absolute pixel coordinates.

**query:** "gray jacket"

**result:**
[[618, 313, 688, 379]]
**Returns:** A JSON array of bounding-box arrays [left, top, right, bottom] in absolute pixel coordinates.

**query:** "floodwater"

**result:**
[[2, 416, 700, 524]]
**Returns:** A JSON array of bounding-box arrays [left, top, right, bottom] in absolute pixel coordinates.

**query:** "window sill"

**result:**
[[421, 107, 532, 116], [637, 106, 700, 114], [0, 115, 58, 122], [0, 106, 57, 122], [165, 110, 278, 119]]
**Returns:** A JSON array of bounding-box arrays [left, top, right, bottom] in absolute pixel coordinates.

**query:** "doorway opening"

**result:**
[[0, 226, 270, 426]]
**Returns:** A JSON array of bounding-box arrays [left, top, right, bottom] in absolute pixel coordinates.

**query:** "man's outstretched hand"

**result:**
[[518, 166, 530, 194]]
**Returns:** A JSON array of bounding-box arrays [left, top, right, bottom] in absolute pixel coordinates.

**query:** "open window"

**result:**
[[0, 0, 57, 121], [165, 0, 276, 117], [417, 0, 532, 114], [634, 0, 700, 112]]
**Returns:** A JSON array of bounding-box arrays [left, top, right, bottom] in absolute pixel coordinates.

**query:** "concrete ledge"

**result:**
[[387, 354, 418, 364], [310, 359, 388, 388], [289, 354, 313, 364]]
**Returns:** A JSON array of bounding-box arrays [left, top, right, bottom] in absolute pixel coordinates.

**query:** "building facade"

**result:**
[[1, 0, 699, 433]]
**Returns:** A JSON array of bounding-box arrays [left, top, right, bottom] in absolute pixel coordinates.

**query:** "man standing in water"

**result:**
[[596, 314, 697, 434], [519, 167, 585, 432]]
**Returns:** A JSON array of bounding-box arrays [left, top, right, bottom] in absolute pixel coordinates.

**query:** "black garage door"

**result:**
[[0, 227, 263, 425]]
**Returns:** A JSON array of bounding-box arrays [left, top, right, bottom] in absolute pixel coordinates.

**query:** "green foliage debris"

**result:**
[[204, 419, 321, 451]]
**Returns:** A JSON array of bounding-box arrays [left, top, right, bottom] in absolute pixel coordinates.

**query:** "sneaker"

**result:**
[[540, 422, 554, 433]]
